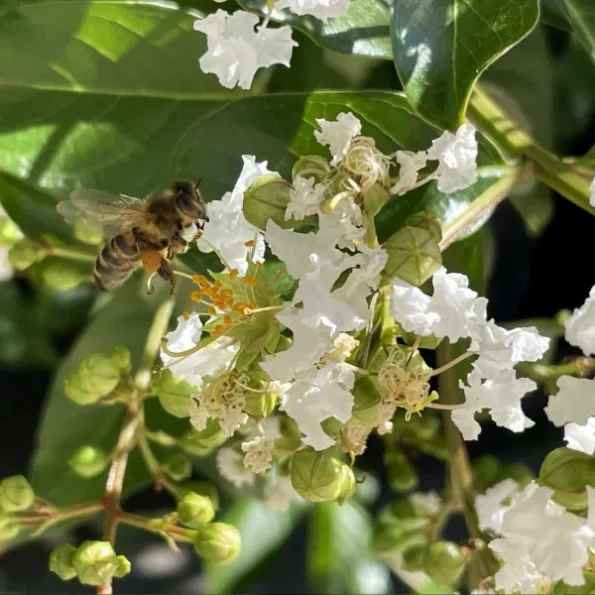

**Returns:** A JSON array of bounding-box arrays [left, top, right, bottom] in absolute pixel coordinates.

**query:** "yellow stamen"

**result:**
[[223, 315, 233, 326], [211, 325, 225, 338], [244, 240, 255, 248], [182, 311, 190, 321], [228, 268, 239, 280], [208, 306, 217, 316], [244, 274, 257, 286]]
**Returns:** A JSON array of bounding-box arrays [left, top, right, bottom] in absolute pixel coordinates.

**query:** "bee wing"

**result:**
[[57, 189, 148, 237]]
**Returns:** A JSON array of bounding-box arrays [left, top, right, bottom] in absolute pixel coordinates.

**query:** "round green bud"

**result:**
[[177, 493, 215, 529], [350, 377, 382, 425], [73, 221, 103, 246], [0, 514, 20, 541], [406, 413, 440, 441], [68, 445, 110, 478], [114, 555, 131, 578], [472, 455, 501, 492], [0, 217, 21, 246], [244, 391, 277, 417], [290, 447, 355, 503], [0, 475, 35, 512], [108, 346, 131, 374], [179, 421, 226, 456], [402, 541, 429, 572], [291, 155, 331, 182], [371, 517, 428, 557], [424, 541, 465, 585], [64, 353, 121, 405], [243, 174, 293, 231], [71, 541, 129, 586], [384, 497, 417, 522], [385, 452, 418, 493], [8, 239, 42, 271], [194, 522, 241, 565], [162, 453, 192, 481], [499, 463, 533, 489], [39, 259, 85, 291], [154, 369, 194, 418], [49, 544, 78, 581], [178, 481, 220, 511]]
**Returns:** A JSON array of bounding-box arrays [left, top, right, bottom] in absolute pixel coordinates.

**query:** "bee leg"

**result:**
[[167, 233, 187, 260], [156, 258, 175, 295]]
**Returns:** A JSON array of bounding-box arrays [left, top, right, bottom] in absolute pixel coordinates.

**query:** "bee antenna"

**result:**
[[194, 178, 202, 190]]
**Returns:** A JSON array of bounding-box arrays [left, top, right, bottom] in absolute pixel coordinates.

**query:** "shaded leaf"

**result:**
[[542, 0, 595, 61]]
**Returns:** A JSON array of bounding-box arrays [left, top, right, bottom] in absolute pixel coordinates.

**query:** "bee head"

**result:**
[[173, 180, 208, 222]]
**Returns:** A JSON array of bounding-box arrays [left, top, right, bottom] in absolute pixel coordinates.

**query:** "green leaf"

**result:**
[[308, 500, 390, 594], [539, 447, 595, 493], [542, 0, 595, 61], [552, 571, 595, 594], [205, 499, 309, 594], [391, 0, 540, 129], [153, 369, 195, 418], [238, 0, 392, 59]]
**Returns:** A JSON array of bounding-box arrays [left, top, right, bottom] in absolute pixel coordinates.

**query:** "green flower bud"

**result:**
[[244, 392, 277, 417], [0, 514, 20, 541], [0, 475, 34, 512], [0, 217, 21, 246], [153, 369, 194, 418], [424, 541, 465, 585], [291, 155, 331, 182], [371, 517, 428, 557], [194, 522, 241, 565], [290, 447, 355, 503], [178, 481, 220, 510], [68, 445, 110, 478], [385, 452, 418, 493], [402, 541, 429, 572], [71, 541, 130, 586], [108, 346, 131, 374], [179, 420, 226, 455], [49, 544, 78, 581], [499, 463, 533, 489], [350, 377, 382, 425], [64, 353, 122, 405], [73, 221, 103, 246], [243, 173, 293, 231], [405, 413, 440, 441], [39, 259, 85, 291], [472, 455, 501, 492], [363, 182, 390, 217], [9, 239, 42, 270], [177, 493, 215, 529], [162, 453, 192, 481], [382, 496, 417, 522]]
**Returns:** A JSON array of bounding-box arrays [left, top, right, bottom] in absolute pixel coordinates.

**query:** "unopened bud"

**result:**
[[9, 239, 42, 270], [424, 541, 465, 585], [49, 544, 77, 581], [153, 369, 194, 418], [39, 259, 84, 291], [68, 445, 109, 478], [194, 522, 241, 565], [291, 155, 331, 182], [290, 447, 355, 503], [402, 541, 429, 572], [0, 514, 20, 541], [180, 420, 226, 455], [73, 221, 103, 246], [244, 392, 277, 418], [472, 455, 501, 492], [243, 174, 293, 231], [177, 493, 215, 529], [162, 453, 192, 481], [178, 481, 220, 510], [350, 377, 382, 425], [500, 463, 533, 489], [71, 541, 130, 586], [64, 353, 122, 405], [406, 412, 440, 441], [385, 452, 418, 492], [0, 217, 21, 245], [0, 475, 35, 512], [371, 517, 428, 557], [108, 345, 131, 374]]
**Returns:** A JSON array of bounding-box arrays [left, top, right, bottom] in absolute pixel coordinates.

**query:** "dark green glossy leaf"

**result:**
[[542, 0, 595, 61], [206, 499, 309, 594], [391, 0, 540, 129], [238, 0, 392, 59]]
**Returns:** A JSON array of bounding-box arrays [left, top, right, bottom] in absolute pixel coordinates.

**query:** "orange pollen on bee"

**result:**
[[244, 240, 255, 248], [223, 315, 233, 326], [208, 306, 217, 316], [211, 325, 225, 338], [140, 250, 162, 273], [244, 274, 257, 286], [182, 311, 190, 321], [228, 269, 239, 280]]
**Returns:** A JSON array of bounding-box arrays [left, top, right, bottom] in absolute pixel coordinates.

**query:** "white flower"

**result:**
[[390, 279, 435, 335], [216, 448, 255, 488], [590, 177, 595, 208], [341, 244, 388, 297], [281, 363, 354, 450], [314, 112, 362, 166], [565, 418, 595, 455], [160, 313, 238, 388], [275, 0, 350, 21], [546, 375, 595, 426], [426, 123, 478, 194], [285, 176, 325, 221], [453, 369, 536, 440], [194, 11, 297, 90], [241, 435, 274, 474], [390, 150, 428, 194], [564, 284, 595, 356], [197, 155, 267, 274], [475, 479, 519, 534], [325, 333, 359, 363], [263, 475, 296, 512], [410, 491, 442, 516], [490, 538, 542, 594]]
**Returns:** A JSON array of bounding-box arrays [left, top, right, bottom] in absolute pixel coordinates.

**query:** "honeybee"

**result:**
[[57, 181, 208, 292]]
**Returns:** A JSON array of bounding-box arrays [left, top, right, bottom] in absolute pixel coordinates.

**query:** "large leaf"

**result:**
[[542, 0, 595, 61], [391, 0, 540, 129], [308, 500, 390, 594], [238, 0, 392, 59]]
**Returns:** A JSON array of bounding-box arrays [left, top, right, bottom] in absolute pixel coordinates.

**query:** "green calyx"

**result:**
[[177, 492, 216, 529], [68, 445, 110, 478], [71, 541, 131, 586], [0, 475, 35, 512], [194, 522, 241, 565]]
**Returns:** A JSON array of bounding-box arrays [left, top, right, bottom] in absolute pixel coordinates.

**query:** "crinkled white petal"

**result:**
[[491, 538, 542, 594], [390, 150, 428, 194], [565, 284, 595, 356], [475, 479, 519, 534], [281, 363, 354, 450], [160, 313, 238, 387], [275, 0, 350, 21], [197, 155, 267, 274], [410, 491, 442, 516], [565, 418, 595, 455], [426, 123, 478, 194], [216, 448, 255, 488], [342, 244, 388, 297], [285, 176, 326, 221], [263, 475, 296, 512], [241, 436, 274, 474], [455, 369, 536, 440], [546, 376, 595, 426], [314, 112, 362, 166], [390, 279, 435, 335], [219, 404, 249, 437], [194, 11, 296, 90]]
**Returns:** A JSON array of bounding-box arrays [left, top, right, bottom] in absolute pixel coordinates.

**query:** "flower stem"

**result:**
[[429, 351, 474, 377], [44, 245, 97, 263], [118, 512, 195, 544]]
